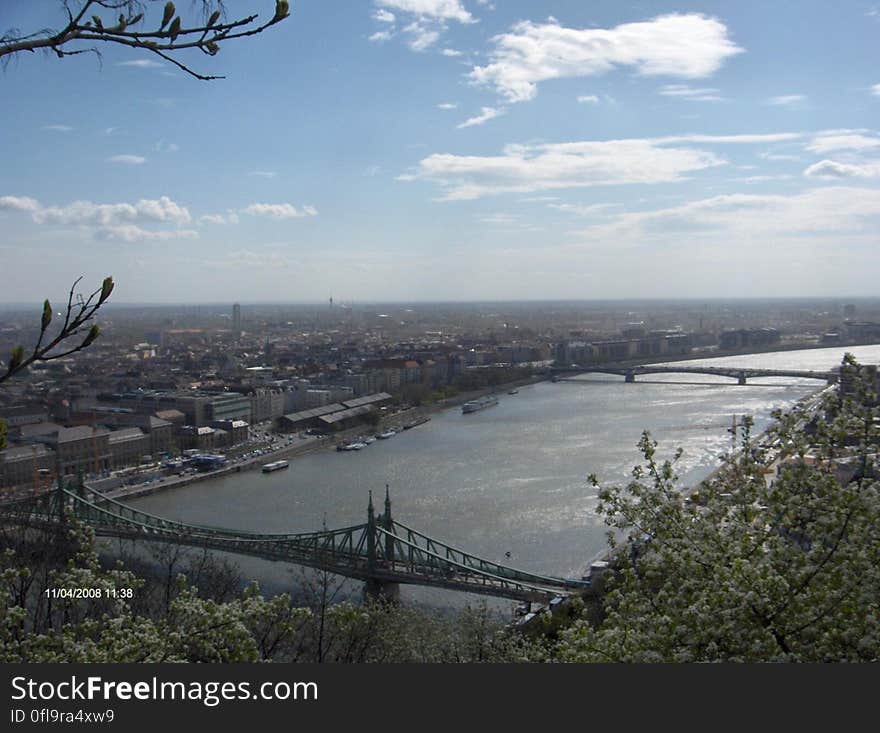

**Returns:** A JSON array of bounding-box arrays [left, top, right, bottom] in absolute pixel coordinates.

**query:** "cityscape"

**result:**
[[2, 297, 880, 491], [1, 0, 879, 680]]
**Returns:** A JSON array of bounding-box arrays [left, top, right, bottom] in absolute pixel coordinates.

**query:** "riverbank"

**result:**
[[95, 373, 547, 502]]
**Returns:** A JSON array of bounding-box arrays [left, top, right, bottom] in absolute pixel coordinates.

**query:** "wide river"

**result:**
[[128, 345, 880, 608]]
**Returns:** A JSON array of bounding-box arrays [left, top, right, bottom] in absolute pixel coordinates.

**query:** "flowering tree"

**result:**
[[557, 355, 880, 662]]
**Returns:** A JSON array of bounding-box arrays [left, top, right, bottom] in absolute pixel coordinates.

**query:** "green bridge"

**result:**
[[0, 483, 588, 603]]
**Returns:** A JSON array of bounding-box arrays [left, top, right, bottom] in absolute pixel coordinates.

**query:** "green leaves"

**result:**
[[98, 276, 114, 305], [274, 1, 290, 22], [8, 346, 24, 372], [168, 17, 182, 42], [81, 325, 100, 349], [160, 2, 175, 30], [41, 299, 52, 331]]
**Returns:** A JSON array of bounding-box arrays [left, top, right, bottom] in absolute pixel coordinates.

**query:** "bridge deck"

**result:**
[[0, 487, 585, 602]]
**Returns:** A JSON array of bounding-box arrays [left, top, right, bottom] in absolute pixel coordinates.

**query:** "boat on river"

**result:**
[[462, 395, 499, 414], [262, 460, 289, 473]]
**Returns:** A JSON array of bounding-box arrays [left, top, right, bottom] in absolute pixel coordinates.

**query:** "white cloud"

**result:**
[[803, 159, 880, 179], [376, 1, 474, 24], [369, 30, 395, 42], [547, 202, 620, 216], [404, 21, 440, 51], [470, 14, 743, 103], [33, 196, 192, 227], [244, 203, 318, 219], [480, 213, 520, 225], [0, 195, 41, 213], [768, 94, 806, 106], [154, 140, 179, 153], [1, 194, 197, 241], [373, 9, 396, 23], [248, 170, 278, 178], [873, 84, 880, 96], [108, 154, 146, 165], [758, 151, 801, 162], [657, 132, 802, 145], [199, 210, 241, 226], [806, 131, 880, 154], [658, 84, 724, 101], [199, 214, 229, 225], [436, 102, 458, 109], [575, 187, 880, 243], [441, 48, 463, 57], [42, 124, 73, 132], [117, 59, 163, 68], [577, 95, 600, 104], [402, 136, 727, 200], [95, 225, 198, 242], [457, 106, 505, 128]]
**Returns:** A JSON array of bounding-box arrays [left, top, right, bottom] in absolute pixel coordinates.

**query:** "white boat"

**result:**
[[262, 460, 289, 473], [508, 388, 519, 395], [376, 430, 397, 439], [462, 395, 499, 414]]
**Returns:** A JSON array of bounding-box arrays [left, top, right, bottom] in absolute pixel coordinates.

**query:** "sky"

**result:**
[[1, 0, 879, 304]]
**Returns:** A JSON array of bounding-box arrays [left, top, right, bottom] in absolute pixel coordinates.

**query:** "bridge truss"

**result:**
[[0, 483, 587, 603]]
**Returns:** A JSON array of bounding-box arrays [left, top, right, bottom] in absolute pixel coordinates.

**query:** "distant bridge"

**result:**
[[0, 484, 588, 603], [551, 364, 837, 385]]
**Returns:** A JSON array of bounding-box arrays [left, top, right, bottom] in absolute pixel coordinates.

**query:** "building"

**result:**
[[210, 419, 249, 445], [232, 303, 241, 333], [31, 426, 112, 477], [177, 426, 216, 452], [108, 427, 151, 468], [0, 444, 55, 488]]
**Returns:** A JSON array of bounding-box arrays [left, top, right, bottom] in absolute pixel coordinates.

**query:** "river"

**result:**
[[126, 344, 880, 607]]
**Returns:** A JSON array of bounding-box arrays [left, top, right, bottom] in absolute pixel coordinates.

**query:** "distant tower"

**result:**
[[232, 303, 241, 333]]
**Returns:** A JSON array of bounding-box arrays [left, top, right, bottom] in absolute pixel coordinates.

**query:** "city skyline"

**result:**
[[2, 1, 879, 303]]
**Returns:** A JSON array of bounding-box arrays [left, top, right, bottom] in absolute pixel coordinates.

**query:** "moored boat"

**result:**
[[462, 395, 499, 414], [262, 460, 289, 473]]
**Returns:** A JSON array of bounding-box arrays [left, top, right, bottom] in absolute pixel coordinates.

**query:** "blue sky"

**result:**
[[1, 0, 879, 303]]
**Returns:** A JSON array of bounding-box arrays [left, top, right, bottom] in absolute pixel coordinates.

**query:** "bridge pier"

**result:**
[[738, 375, 747, 385], [364, 578, 400, 604], [624, 372, 636, 383]]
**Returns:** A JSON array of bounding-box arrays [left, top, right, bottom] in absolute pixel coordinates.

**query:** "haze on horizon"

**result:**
[[1, 1, 879, 304]]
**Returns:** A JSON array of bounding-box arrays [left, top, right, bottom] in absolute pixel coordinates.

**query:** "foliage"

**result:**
[[0, 1, 291, 81], [0, 519, 309, 662], [0, 516, 539, 662], [556, 355, 880, 662]]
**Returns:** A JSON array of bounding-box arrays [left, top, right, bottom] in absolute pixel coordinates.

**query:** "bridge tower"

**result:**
[[624, 372, 636, 383], [737, 373, 747, 385], [364, 490, 400, 603], [383, 485, 394, 565]]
